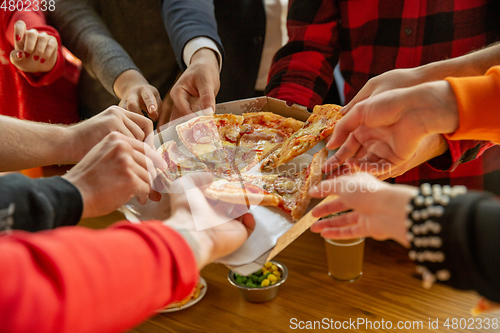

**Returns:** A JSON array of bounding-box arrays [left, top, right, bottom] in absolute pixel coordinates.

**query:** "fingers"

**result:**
[[169, 172, 214, 196], [320, 225, 364, 240], [328, 132, 362, 168], [44, 36, 58, 60], [310, 179, 343, 198], [311, 211, 359, 232], [198, 84, 216, 112], [157, 93, 173, 129], [139, 88, 160, 120], [170, 88, 195, 121], [311, 198, 349, 217], [23, 29, 39, 56], [106, 106, 154, 141], [240, 213, 256, 235], [32, 32, 50, 61], [13, 20, 26, 50], [124, 93, 142, 115]]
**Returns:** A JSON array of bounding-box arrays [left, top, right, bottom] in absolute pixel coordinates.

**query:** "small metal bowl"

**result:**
[[227, 260, 288, 303]]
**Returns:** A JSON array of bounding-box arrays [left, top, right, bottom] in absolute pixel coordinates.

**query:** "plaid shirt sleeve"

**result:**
[[265, 0, 340, 110]]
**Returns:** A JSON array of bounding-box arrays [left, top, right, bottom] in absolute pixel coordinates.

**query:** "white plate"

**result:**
[[157, 277, 207, 313]]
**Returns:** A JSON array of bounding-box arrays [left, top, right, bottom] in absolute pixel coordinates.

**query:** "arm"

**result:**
[[0, 222, 198, 333], [0, 131, 164, 231], [49, 0, 137, 96], [0, 174, 82, 232], [0, 107, 153, 171], [310, 174, 500, 302], [160, 0, 223, 123], [265, 0, 340, 110], [445, 66, 500, 144], [49, 0, 159, 117], [325, 69, 500, 175], [0, 173, 254, 333], [161, 0, 223, 71], [1, 2, 64, 85]]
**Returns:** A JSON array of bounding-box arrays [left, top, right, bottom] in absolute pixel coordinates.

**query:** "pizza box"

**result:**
[[122, 97, 335, 276]]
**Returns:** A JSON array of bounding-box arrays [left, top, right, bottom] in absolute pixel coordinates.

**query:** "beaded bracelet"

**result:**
[[405, 183, 467, 289]]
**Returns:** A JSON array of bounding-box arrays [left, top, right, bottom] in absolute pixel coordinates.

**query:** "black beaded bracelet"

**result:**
[[405, 183, 467, 289]]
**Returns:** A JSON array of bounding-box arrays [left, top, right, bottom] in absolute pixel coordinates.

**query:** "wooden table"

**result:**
[[79, 213, 500, 333]]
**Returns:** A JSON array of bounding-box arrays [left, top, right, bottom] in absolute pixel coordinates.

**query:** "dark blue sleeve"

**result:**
[[161, 0, 224, 70], [0, 174, 83, 232]]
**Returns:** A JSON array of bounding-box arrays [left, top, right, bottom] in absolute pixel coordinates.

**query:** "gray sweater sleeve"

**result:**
[[49, 0, 140, 97], [161, 0, 224, 71], [0, 174, 83, 232]]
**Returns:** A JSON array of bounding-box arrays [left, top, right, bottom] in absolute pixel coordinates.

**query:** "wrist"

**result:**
[[380, 185, 419, 247], [190, 48, 220, 71], [113, 69, 148, 99], [167, 211, 215, 270], [421, 81, 459, 134]]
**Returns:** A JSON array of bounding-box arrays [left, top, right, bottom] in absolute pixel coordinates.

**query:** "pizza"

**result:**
[[204, 148, 327, 220], [261, 104, 343, 171], [176, 116, 233, 177], [236, 112, 303, 172], [163, 283, 205, 310], [471, 297, 500, 315], [156, 140, 209, 187], [156, 107, 332, 221]]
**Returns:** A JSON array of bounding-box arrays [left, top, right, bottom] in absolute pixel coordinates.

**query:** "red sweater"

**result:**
[[0, 4, 79, 124], [0, 222, 198, 333]]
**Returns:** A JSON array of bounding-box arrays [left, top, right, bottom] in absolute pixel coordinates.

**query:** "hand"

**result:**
[[63, 132, 166, 219], [156, 92, 173, 129], [342, 67, 426, 115], [310, 173, 418, 247], [114, 69, 161, 120], [169, 48, 220, 121], [166, 173, 255, 270], [326, 134, 448, 180], [9, 20, 58, 73], [324, 81, 457, 175], [67, 106, 154, 163]]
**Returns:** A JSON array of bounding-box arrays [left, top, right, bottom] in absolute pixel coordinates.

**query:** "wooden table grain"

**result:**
[[79, 213, 500, 333]]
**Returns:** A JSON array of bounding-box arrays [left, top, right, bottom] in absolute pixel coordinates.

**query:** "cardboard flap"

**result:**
[[265, 195, 338, 262]]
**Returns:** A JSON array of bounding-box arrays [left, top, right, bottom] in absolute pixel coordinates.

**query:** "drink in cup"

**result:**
[[324, 238, 365, 282]]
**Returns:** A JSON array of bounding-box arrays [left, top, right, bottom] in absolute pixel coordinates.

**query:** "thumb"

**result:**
[[199, 85, 216, 112], [10, 49, 25, 68]]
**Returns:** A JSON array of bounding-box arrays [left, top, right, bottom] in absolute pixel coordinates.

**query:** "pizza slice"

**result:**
[[204, 148, 327, 221], [471, 297, 500, 315], [204, 179, 283, 207], [261, 104, 343, 171], [156, 140, 209, 188], [236, 112, 303, 172], [176, 115, 233, 177]]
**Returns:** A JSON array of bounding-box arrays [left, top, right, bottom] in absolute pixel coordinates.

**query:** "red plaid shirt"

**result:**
[[266, 0, 500, 194]]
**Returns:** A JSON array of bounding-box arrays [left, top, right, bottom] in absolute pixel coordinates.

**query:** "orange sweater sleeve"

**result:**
[[445, 66, 500, 144], [0, 221, 198, 333]]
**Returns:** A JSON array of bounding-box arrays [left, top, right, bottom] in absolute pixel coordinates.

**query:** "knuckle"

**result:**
[[107, 131, 123, 142], [26, 30, 37, 38]]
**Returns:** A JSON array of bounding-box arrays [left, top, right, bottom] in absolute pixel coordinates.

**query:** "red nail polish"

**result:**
[[16, 51, 23, 59], [33, 55, 39, 61], [40, 58, 46, 64], [15, 35, 21, 41], [25, 53, 30, 58]]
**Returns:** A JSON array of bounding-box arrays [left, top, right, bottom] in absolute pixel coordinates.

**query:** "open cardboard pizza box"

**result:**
[[122, 97, 335, 275]]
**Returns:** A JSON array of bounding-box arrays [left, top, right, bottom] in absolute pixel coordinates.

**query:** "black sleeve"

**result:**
[[161, 0, 224, 70], [439, 192, 500, 302], [0, 174, 83, 232]]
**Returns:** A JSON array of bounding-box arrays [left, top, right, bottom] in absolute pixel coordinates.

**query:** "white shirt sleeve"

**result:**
[[182, 37, 222, 72]]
